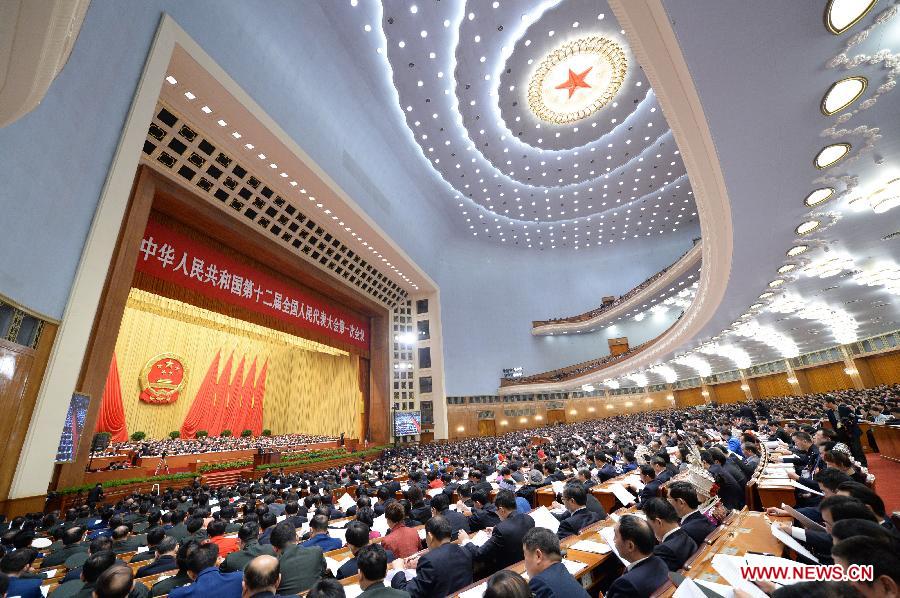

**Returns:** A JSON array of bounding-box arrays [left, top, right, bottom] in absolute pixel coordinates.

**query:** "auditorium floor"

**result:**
[[866, 454, 900, 513]]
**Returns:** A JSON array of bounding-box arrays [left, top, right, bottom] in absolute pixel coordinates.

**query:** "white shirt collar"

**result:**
[[626, 555, 651, 571], [680, 509, 699, 524], [660, 527, 679, 542]]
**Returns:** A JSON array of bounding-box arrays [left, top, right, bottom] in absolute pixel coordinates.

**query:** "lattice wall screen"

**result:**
[[141, 103, 407, 308]]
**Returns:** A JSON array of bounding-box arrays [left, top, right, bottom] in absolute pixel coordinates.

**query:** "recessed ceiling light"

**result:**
[[804, 187, 835, 207], [814, 143, 851, 169], [759, 292, 775, 299], [201, 105, 212, 114], [183, 91, 196, 100], [165, 75, 177, 85], [796, 220, 821, 235], [364, 24, 371, 32], [821, 76, 867, 114], [410, 5, 417, 13], [787, 245, 809, 257], [777, 264, 797, 274], [824, 0, 877, 34], [868, 177, 900, 213], [231, 132, 241, 139], [769, 279, 785, 288]]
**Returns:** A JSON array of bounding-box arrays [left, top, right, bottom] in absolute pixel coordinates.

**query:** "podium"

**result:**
[[252, 450, 281, 469]]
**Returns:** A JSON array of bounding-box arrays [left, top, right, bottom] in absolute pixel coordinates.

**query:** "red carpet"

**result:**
[[866, 453, 900, 514]]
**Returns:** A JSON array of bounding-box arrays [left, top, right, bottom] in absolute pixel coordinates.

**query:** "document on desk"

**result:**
[[427, 487, 444, 497], [770, 522, 820, 563], [569, 539, 612, 554], [562, 559, 587, 575], [337, 492, 357, 511], [621, 474, 645, 490], [467, 530, 492, 547], [530, 506, 561, 533], [458, 582, 488, 598], [695, 579, 736, 598], [781, 503, 826, 532], [711, 554, 768, 598], [744, 553, 819, 585], [373, 514, 389, 535], [674, 577, 712, 598], [609, 482, 637, 505], [788, 479, 824, 495], [599, 525, 630, 567], [551, 480, 566, 495], [325, 556, 349, 576], [343, 584, 364, 598]]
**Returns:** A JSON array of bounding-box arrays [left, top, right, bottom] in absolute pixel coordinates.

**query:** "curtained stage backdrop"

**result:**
[[96, 288, 362, 441]]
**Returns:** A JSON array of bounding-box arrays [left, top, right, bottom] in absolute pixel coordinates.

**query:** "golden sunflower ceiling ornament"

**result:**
[[527, 36, 628, 125]]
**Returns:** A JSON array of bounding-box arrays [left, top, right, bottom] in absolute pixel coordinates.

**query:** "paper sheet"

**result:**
[[711, 554, 768, 598], [337, 492, 357, 511], [418, 528, 427, 540], [458, 582, 488, 598], [372, 514, 389, 536], [598, 525, 629, 567], [529, 506, 560, 534], [744, 553, 818, 585], [674, 577, 710, 598], [569, 539, 611, 554], [562, 559, 587, 576], [135, 546, 149, 554], [781, 503, 826, 532], [427, 487, 444, 497], [42, 569, 58, 578], [788, 480, 824, 496], [769, 522, 819, 563], [551, 481, 566, 495], [276, 515, 286, 523], [343, 584, 363, 598], [386, 569, 418, 584], [609, 483, 637, 505], [695, 579, 736, 598], [40, 585, 50, 598], [468, 530, 491, 547], [325, 556, 349, 576], [329, 528, 347, 546]]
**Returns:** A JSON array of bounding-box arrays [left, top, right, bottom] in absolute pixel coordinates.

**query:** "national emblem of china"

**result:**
[[139, 353, 187, 404]]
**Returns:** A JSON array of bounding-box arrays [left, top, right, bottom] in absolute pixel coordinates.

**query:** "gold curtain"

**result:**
[[111, 289, 361, 439]]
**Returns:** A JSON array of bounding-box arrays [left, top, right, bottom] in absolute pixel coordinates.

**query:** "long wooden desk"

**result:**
[[872, 424, 900, 462]]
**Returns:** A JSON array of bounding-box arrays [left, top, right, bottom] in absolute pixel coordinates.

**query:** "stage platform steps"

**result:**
[[203, 468, 253, 488]]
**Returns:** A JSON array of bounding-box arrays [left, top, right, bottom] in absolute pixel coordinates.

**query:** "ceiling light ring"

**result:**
[[803, 187, 836, 207], [821, 76, 868, 115], [526, 36, 628, 125], [824, 0, 878, 35], [814, 142, 852, 169]]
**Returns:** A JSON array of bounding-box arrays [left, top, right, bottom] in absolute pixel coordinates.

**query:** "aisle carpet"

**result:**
[[865, 453, 900, 513]]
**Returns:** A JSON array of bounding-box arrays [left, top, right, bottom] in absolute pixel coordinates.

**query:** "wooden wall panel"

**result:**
[[675, 388, 704, 408], [861, 351, 900, 385], [712, 381, 745, 404], [754, 373, 793, 398], [805, 362, 854, 393]]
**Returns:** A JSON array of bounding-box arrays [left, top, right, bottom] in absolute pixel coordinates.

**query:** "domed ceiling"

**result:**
[[366, 0, 699, 249]]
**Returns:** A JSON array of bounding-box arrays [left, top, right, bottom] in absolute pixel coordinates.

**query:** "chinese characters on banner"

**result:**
[[135, 218, 369, 350]]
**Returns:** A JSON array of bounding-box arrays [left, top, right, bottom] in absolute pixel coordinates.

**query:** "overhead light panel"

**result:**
[[796, 220, 821, 236], [814, 143, 851, 169], [804, 188, 835, 207], [824, 0, 878, 34], [821, 76, 867, 114]]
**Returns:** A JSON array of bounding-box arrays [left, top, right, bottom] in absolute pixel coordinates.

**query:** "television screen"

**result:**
[[56, 393, 90, 462], [394, 411, 422, 436]]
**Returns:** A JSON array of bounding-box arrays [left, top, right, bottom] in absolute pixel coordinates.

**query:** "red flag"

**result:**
[[180, 351, 221, 439], [96, 353, 128, 442], [221, 356, 246, 434], [249, 360, 268, 435]]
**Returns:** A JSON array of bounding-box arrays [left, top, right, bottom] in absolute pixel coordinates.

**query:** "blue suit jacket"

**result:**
[[529, 561, 589, 598], [680, 511, 716, 546], [605, 555, 670, 598], [301, 533, 342, 552], [391, 542, 472, 598], [7, 576, 43, 598], [169, 567, 243, 598]]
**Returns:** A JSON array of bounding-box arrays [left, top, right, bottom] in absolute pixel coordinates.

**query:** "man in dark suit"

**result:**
[[40, 526, 87, 567], [390, 516, 473, 597], [555, 483, 603, 540], [459, 491, 501, 532], [458, 490, 534, 577], [701, 450, 745, 510], [523, 527, 589, 598], [220, 523, 276, 573], [149, 540, 197, 597], [355, 544, 409, 597], [429, 493, 469, 540], [336, 521, 395, 580], [165, 510, 190, 542], [651, 457, 673, 485], [136, 535, 179, 578], [606, 515, 670, 598], [0, 549, 43, 598], [270, 521, 327, 595], [170, 543, 242, 598], [241, 554, 295, 598], [632, 465, 661, 507], [666, 482, 717, 546], [283, 501, 306, 529], [642, 498, 698, 571], [130, 527, 166, 564]]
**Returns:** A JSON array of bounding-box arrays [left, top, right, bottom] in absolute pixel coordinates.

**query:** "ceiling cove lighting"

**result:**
[[867, 177, 900, 214], [814, 143, 851, 169], [804, 188, 835, 207], [824, 0, 878, 34], [795, 220, 821, 236], [821, 77, 868, 115]]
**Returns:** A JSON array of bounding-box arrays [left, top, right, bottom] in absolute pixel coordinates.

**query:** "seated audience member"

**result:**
[[41, 526, 87, 567], [831, 536, 900, 598], [93, 565, 138, 598], [769, 581, 865, 597], [835, 481, 899, 537], [830, 519, 898, 547], [522, 527, 589, 598], [283, 501, 306, 529], [306, 578, 346, 598], [135, 535, 178, 578], [336, 521, 395, 580], [354, 544, 408, 597], [390, 516, 473, 597], [241, 554, 288, 598], [170, 543, 241, 598], [428, 493, 469, 540], [270, 521, 326, 595], [380, 502, 421, 559], [606, 515, 670, 598], [634, 465, 660, 506], [206, 519, 239, 557], [257, 513, 278, 545], [458, 491, 501, 532], [165, 511, 190, 542], [1, 549, 42, 598], [665, 481, 716, 545], [149, 540, 197, 598], [641, 498, 698, 571], [554, 483, 602, 540], [458, 490, 534, 576], [300, 515, 342, 552], [700, 450, 745, 510], [130, 527, 166, 564], [220, 522, 276, 573]]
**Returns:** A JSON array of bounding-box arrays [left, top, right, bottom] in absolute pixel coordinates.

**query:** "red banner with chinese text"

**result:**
[[135, 218, 369, 350]]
